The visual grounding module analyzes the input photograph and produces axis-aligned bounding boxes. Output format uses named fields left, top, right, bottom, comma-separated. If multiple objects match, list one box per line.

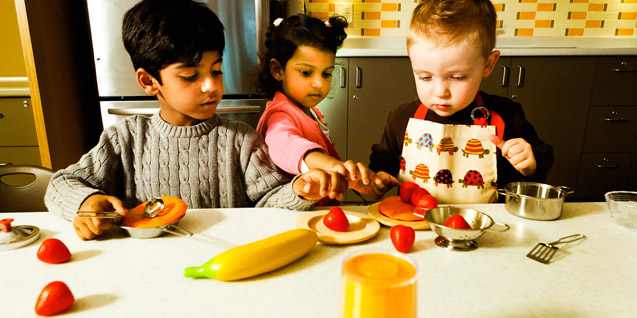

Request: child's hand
left=368, top=171, right=399, bottom=200
left=490, top=135, right=537, bottom=177
left=73, top=194, right=128, bottom=240
left=330, top=160, right=376, bottom=195
left=293, top=169, right=348, bottom=201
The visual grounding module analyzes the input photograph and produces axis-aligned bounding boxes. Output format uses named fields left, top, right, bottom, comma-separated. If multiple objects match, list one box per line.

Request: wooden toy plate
left=367, top=202, right=430, bottom=230
left=296, top=210, right=380, bottom=244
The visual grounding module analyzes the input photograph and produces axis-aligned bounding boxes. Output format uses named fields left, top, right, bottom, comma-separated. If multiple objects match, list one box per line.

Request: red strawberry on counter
left=444, top=214, right=472, bottom=229
left=323, top=207, right=350, bottom=232
left=390, top=225, right=415, bottom=253
left=399, top=181, right=421, bottom=203
left=410, top=188, right=438, bottom=211
left=37, top=238, right=71, bottom=264
left=35, top=281, right=74, bottom=316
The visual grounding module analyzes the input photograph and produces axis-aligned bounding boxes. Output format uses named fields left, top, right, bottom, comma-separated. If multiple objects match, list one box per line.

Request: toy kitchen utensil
left=296, top=210, right=380, bottom=244
left=77, top=197, right=164, bottom=219
left=526, top=234, right=586, bottom=264
left=0, top=218, right=40, bottom=251
left=119, top=196, right=191, bottom=238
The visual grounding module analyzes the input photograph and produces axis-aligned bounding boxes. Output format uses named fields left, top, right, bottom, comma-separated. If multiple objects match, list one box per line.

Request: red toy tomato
left=323, top=207, right=350, bottom=232
left=444, top=215, right=472, bottom=229
left=390, top=225, right=415, bottom=253
left=410, top=188, right=438, bottom=211
left=35, top=281, right=74, bottom=316
left=37, top=238, right=71, bottom=264
left=399, top=181, right=421, bottom=203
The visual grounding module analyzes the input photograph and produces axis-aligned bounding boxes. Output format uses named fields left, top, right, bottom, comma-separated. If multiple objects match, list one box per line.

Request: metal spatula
left=526, top=234, right=586, bottom=264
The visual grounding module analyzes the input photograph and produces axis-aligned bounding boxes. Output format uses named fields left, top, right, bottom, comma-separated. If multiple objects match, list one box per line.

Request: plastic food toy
left=37, top=238, right=71, bottom=264
left=184, top=229, right=317, bottom=281
left=35, top=281, right=74, bottom=316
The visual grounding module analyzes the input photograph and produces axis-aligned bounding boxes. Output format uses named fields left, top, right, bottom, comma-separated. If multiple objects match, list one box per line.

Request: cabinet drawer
left=590, top=57, right=637, bottom=106
left=575, top=153, right=631, bottom=200
left=0, top=146, right=41, bottom=166
left=582, top=106, right=637, bottom=153
left=0, top=98, right=38, bottom=146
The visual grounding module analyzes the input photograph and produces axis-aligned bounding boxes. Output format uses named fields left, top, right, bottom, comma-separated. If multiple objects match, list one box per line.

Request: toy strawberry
left=323, top=207, right=349, bottom=232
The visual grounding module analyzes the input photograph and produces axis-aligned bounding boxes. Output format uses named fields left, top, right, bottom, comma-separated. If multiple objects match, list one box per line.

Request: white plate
left=367, top=202, right=431, bottom=230
left=296, top=210, right=380, bottom=244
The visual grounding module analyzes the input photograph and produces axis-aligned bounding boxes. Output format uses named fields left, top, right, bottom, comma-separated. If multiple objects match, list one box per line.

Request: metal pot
left=119, top=218, right=192, bottom=239
left=500, top=182, right=574, bottom=220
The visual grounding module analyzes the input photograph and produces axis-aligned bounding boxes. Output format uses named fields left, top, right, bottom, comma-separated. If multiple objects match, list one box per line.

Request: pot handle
left=163, top=224, right=193, bottom=237
left=558, top=186, right=574, bottom=197
left=486, top=222, right=510, bottom=232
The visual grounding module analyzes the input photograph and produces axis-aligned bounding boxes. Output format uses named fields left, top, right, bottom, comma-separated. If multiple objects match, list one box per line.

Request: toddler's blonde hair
left=407, top=0, right=497, bottom=59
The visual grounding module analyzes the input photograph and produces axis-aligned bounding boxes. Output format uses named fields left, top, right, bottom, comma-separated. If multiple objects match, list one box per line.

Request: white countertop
left=2, top=202, right=636, bottom=317
left=337, top=36, right=637, bottom=57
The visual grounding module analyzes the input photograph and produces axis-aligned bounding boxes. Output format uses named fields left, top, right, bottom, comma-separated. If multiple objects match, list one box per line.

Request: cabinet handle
left=602, top=117, right=628, bottom=122
left=515, top=66, right=525, bottom=87
left=612, top=68, right=637, bottom=72
left=0, top=162, right=12, bottom=166
left=355, top=66, right=362, bottom=88
left=501, top=66, right=509, bottom=87
left=339, top=66, right=346, bottom=88
left=596, top=164, right=619, bottom=169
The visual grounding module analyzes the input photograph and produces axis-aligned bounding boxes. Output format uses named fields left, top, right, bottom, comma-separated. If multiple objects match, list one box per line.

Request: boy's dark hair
left=122, top=0, right=225, bottom=84
left=408, top=0, right=496, bottom=59
left=254, top=14, right=348, bottom=99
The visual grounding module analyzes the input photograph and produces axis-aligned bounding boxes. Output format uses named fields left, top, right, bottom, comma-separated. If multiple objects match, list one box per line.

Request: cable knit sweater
left=45, top=113, right=316, bottom=221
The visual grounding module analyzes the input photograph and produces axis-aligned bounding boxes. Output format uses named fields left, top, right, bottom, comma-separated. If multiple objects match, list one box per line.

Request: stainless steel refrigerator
left=86, top=0, right=280, bottom=129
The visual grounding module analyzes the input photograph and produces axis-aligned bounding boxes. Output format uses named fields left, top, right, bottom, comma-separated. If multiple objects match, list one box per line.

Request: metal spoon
left=77, top=197, right=165, bottom=219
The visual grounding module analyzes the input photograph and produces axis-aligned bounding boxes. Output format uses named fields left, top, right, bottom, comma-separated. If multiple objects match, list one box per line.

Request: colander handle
left=486, top=222, right=510, bottom=233
left=557, top=186, right=574, bottom=197
left=162, top=224, right=193, bottom=237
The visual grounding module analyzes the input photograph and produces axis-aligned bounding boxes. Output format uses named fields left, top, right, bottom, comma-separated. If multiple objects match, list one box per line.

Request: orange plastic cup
left=341, top=250, right=417, bottom=318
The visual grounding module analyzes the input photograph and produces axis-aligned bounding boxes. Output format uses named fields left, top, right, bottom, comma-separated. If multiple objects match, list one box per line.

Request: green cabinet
left=0, top=97, right=41, bottom=166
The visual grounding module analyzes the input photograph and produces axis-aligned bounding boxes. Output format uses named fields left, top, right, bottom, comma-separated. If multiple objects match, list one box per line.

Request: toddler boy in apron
left=369, top=0, right=553, bottom=203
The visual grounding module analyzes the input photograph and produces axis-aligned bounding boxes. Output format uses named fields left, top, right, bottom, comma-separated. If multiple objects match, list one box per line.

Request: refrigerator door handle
left=108, top=106, right=262, bottom=116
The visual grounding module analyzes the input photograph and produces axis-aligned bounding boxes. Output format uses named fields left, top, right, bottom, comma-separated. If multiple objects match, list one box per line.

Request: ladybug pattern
left=459, top=170, right=486, bottom=189
left=409, top=164, right=430, bottom=183
left=462, top=139, right=490, bottom=159
left=400, top=157, right=406, bottom=174
left=416, top=133, right=434, bottom=151
left=436, top=137, right=458, bottom=155
left=434, top=169, right=454, bottom=188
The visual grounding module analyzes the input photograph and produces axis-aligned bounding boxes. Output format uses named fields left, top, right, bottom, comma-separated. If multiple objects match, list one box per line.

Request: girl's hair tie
left=325, top=21, right=331, bottom=27
left=273, top=18, right=283, bottom=27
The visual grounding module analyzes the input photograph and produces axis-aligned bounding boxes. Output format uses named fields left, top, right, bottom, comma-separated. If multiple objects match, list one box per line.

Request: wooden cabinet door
left=506, top=57, right=596, bottom=193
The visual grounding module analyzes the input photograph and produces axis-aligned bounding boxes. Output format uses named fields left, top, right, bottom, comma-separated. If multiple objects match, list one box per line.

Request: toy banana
left=183, top=229, right=318, bottom=281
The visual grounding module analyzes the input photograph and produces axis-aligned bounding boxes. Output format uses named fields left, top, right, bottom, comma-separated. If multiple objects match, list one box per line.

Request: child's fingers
left=356, top=162, right=373, bottom=185
left=489, top=135, right=506, bottom=150
left=341, top=160, right=359, bottom=180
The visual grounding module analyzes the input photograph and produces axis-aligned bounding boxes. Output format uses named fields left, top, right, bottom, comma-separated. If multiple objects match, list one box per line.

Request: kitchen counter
left=2, top=202, right=636, bottom=317
left=337, top=36, right=637, bottom=57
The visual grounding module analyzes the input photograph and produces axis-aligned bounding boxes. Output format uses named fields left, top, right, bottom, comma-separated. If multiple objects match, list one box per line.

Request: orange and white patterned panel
left=304, top=0, right=637, bottom=38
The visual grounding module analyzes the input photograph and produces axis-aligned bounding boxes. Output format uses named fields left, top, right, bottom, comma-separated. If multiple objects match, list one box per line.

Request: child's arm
left=489, top=135, right=537, bottom=177
left=73, top=194, right=128, bottom=240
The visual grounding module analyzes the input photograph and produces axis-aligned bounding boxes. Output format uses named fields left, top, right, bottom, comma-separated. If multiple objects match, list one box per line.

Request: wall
left=0, top=0, right=28, bottom=96
left=305, top=0, right=637, bottom=38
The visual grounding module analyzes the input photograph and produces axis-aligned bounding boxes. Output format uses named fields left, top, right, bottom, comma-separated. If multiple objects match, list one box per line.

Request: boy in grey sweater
left=45, top=0, right=347, bottom=240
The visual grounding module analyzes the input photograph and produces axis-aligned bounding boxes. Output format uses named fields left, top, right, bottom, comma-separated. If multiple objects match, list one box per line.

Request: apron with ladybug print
left=398, top=93, right=504, bottom=204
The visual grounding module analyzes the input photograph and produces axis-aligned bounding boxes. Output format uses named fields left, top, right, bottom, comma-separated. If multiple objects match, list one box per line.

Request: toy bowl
left=605, top=191, right=637, bottom=231
left=425, top=207, right=509, bottom=251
